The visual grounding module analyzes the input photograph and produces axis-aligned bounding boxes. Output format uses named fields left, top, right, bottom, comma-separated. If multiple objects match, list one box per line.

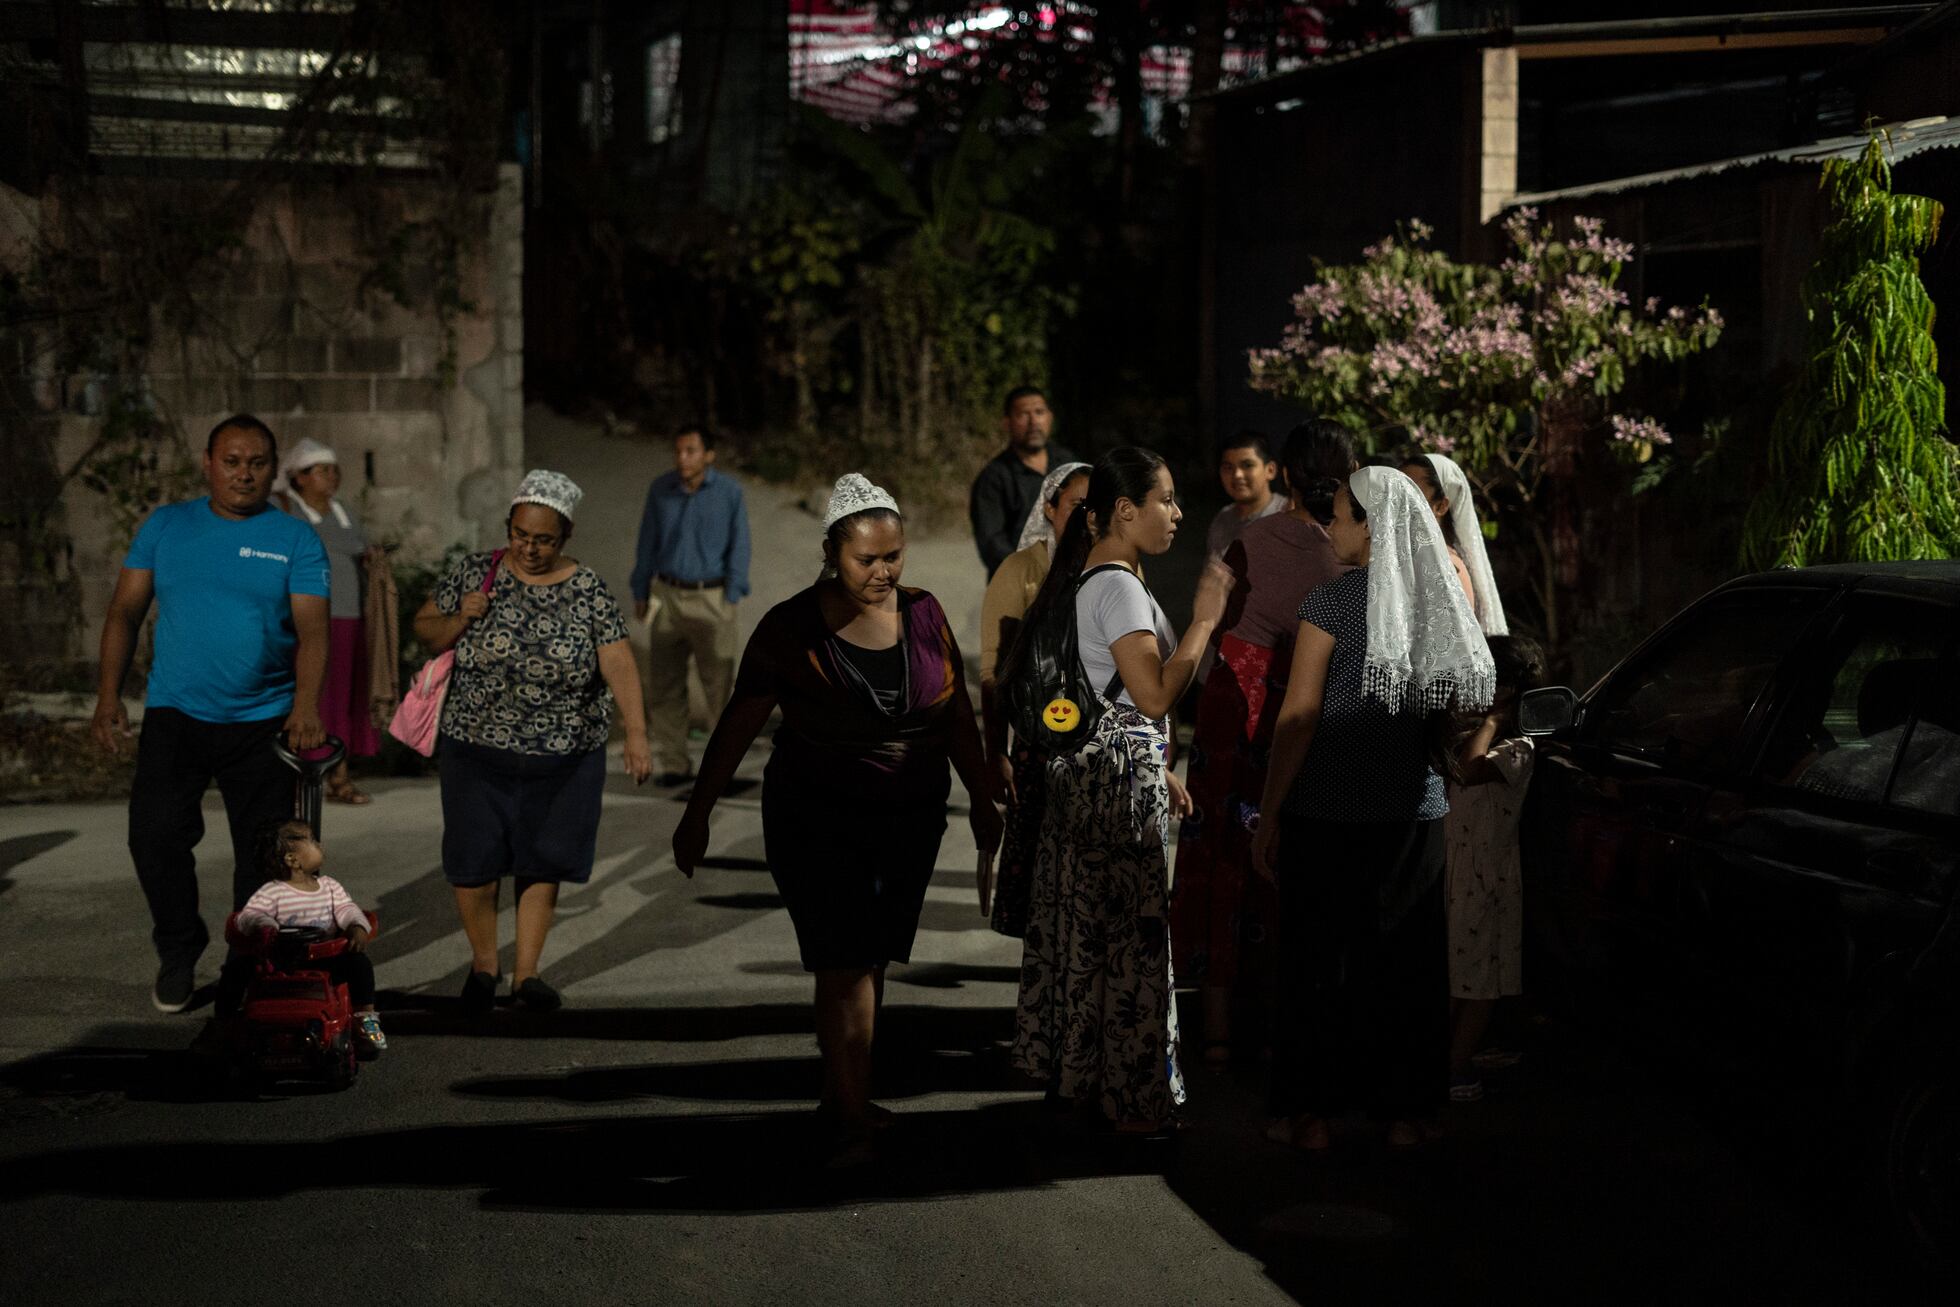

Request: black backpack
left=1002, top=562, right=1133, bottom=759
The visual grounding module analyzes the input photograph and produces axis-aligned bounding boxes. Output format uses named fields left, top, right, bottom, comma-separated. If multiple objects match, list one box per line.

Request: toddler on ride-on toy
left=232, top=819, right=385, bottom=1061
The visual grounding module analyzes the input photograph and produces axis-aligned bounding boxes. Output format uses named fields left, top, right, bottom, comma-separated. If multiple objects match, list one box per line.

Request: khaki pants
left=645, top=582, right=738, bottom=774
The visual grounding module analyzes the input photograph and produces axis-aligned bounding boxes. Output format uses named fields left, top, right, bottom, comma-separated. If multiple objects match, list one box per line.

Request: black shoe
left=153, top=963, right=196, bottom=1013
left=460, top=969, right=501, bottom=1015
left=512, top=976, right=562, bottom=1011
left=654, top=770, right=696, bottom=788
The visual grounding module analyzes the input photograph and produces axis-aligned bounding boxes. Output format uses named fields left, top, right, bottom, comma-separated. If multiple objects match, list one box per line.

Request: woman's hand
left=1191, top=556, right=1233, bottom=629
left=1166, top=769, right=1195, bottom=821
left=672, top=810, right=709, bottom=879
left=623, top=732, right=653, bottom=785
left=969, top=798, right=1003, bottom=858
left=992, top=752, right=1018, bottom=807
left=458, top=591, right=490, bottom=623
left=1251, top=815, right=1280, bottom=882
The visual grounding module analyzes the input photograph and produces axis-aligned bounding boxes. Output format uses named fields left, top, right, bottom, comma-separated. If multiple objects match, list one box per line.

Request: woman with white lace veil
left=1250, top=466, right=1494, bottom=1152
left=1401, top=452, right=1508, bottom=635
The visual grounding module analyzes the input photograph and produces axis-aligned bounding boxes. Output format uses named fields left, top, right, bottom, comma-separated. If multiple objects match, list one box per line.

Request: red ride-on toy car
left=219, top=733, right=379, bottom=1090
left=223, top=909, right=380, bottom=1090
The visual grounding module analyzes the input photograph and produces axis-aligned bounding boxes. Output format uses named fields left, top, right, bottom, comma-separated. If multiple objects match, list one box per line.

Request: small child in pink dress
left=1444, top=636, right=1545, bottom=1101
left=238, top=819, right=385, bottom=1054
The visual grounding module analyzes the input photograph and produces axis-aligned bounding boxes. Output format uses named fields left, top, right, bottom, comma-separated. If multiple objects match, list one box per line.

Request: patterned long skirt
left=1011, top=704, right=1186, bottom=1126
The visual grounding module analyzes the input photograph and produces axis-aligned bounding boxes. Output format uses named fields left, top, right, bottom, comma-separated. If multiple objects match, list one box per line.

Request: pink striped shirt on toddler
left=237, top=876, right=369, bottom=935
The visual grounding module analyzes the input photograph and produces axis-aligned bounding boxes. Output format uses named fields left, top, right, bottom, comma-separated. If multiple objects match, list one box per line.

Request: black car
left=1518, top=561, right=1958, bottom=1266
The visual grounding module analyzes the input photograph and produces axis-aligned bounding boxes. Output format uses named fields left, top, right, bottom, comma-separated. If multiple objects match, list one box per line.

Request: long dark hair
left=1401, top=453, right=1462, bottom=540
left=1281, top=419, right=1356, bottom=524
left=997, top=446, right=1166, bottom=689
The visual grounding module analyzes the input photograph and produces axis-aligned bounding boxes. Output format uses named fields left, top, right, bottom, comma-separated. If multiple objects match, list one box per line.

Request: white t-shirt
left=1075, top=567, right=1175, bottom=711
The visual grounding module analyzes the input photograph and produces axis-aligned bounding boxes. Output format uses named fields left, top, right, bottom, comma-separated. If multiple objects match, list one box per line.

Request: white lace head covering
left=1424, top=453, right=1508, bottom=635
left=1016, top=460, right=1090, bottom=552
left=511, top=469, right=583, bottom=523
left=273, top=437, right=336, bottom=494
left=1349, top=465, right=1495, bottom=713
left=822, top=472, right=900, bottom=531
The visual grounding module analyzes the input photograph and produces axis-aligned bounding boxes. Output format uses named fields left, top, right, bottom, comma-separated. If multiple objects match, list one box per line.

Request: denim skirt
left=439, top=736, right=606, bottom=886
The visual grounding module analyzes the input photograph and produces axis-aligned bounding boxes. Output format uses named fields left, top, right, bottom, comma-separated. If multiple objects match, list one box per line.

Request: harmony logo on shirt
left=238, top=546, right=291, bottom=563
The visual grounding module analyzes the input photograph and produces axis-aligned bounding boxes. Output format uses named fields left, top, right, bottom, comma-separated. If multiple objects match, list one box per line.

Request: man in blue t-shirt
left=91, top=414, right=332, bottom=1015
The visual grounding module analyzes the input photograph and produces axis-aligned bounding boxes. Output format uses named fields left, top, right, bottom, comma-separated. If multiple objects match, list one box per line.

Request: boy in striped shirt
left=238, top=819, right=385, bottom=1053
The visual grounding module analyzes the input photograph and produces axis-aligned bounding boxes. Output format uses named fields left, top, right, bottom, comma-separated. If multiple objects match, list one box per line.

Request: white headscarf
left=511, top=469, right=584, bottom=522
left=1424, top=453, right=1508, bottom=635
left=1016, top=461, right=1090, bottom=552
left=1350, top=465, right=1495, bottom=713
left=822, top=472, right=900, bottom=530
left=276, top=437, right=351, bottom=528
left=273, top=437, right=336, bottom=495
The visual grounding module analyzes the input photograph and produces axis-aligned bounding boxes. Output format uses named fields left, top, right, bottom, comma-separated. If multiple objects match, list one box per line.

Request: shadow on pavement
left=0, top=1006, right=1933, bottom=1305
left=0, top=830, right=78, bottom=897
left=0, top=1043, right=217, bottom=1109
left=736, top=959, right=1019, bottom=990
left=694, top=892, right=786, bottom=911
left=450, top=1042, right=1014, bottom=1106
left=694, top=855, right=771, bottom=872
left=0, top=1099, right=1180, bottom=1213
left=366, top=1002, right=1013, bottom=1050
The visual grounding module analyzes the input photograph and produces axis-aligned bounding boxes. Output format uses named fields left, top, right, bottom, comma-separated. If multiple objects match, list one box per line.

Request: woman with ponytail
left=1251, top=467, right=1493, bottom=1151
left=1172, top=420, right=1356, bottom=1065
left=1004, top=446, right=1228, bottom=1133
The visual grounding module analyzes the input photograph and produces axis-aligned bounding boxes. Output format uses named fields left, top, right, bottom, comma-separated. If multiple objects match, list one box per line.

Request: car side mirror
left=1520, top=686, right=1579, bottom=737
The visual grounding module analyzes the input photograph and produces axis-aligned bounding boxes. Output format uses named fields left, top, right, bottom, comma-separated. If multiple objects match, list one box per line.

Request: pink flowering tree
left=1248, top=211, right=1722, bottom=647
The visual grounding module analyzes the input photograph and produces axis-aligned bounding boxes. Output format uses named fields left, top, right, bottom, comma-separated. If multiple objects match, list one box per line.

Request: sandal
left=326, top=778, right=372, bottom=806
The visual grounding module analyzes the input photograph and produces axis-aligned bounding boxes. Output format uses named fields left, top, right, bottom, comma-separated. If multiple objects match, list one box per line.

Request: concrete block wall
left=2, top=165, right=526, bottom=681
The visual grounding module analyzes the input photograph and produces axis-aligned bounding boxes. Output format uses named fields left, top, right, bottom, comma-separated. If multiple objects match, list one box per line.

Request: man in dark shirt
left=968, top=385, right=1077, bottom=577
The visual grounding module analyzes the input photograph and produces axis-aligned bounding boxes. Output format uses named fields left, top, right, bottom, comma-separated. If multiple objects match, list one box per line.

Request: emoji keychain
left=1043, top=697, right=1081, bottom=734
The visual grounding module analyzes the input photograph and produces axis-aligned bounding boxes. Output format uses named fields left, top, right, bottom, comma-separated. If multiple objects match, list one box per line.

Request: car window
left=1758, top=602, right=1958, bottom=816
left=1887, top=649, right=1960, bottom=818
left=1580, top=590, right=1823, bottom=772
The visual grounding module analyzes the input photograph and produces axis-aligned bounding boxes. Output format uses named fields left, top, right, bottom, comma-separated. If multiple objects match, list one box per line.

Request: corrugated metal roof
left=1194, top=6, right=1935, bottom=105
left=1506, top=116, right=1960, bottom=206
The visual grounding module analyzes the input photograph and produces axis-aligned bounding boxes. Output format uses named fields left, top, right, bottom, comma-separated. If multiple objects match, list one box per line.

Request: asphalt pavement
left=0, top=418, right=1925, bottom=1305
left=0, top=743, right=1930, bottom=1307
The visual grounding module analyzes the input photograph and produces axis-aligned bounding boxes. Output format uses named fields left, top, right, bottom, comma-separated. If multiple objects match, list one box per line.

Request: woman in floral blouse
left=414, top=470, right=651, bottom=1014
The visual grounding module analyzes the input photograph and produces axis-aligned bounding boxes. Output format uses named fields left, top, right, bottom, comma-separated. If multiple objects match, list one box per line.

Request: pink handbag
left=388, top=549, right=502, bottom=756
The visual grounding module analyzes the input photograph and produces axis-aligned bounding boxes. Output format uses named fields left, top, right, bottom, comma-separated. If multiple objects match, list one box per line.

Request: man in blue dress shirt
left=91, top=414, right=331, bottom=1014
left=630, top=424, right=751, bottom=785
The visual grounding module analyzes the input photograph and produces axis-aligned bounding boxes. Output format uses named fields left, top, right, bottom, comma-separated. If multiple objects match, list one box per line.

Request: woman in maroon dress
left=1172, top=420, right=1355, bottom=1063
left=673, top=474, right=1000, bottom=1162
